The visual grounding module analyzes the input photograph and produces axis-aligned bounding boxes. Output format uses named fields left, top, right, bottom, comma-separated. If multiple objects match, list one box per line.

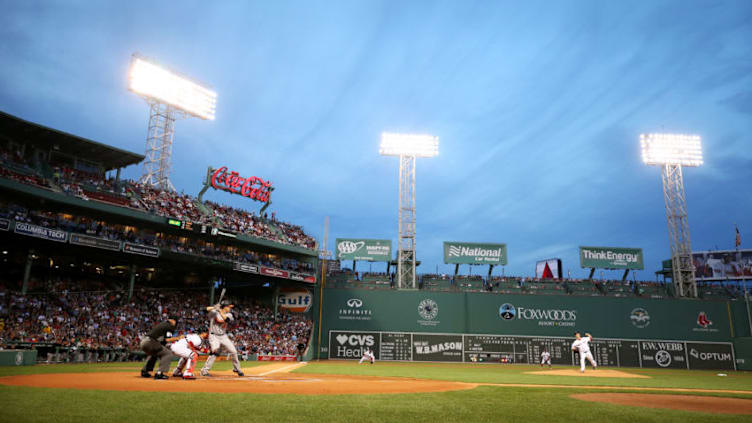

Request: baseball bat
left=217, top=287, right=226, bottom=305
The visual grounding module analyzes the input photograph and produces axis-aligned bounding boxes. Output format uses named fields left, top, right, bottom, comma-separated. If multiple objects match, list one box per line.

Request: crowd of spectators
left=0, top=203, right=315, bottom=275
left=330, top=268, right=744, bottom=299
left=131, top=183, right=209, bottom=225
left=0, top=143, right=317, bottom=250
left=0, top=278, right=312, bottom=361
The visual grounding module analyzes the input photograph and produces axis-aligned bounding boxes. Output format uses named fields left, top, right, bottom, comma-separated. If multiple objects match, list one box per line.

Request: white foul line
left=258, top=362, right=307, bottom=376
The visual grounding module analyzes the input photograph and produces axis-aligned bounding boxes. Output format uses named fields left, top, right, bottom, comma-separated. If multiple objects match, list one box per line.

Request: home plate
left=526, top=369, right=650, bottom=378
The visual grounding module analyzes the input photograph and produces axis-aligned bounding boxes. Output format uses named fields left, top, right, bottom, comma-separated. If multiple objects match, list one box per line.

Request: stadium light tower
left=641, top=133, right=703, bottom=298
left=128, top=54, right=217, bottom=191
left=380, top=132, right=439, bottom=289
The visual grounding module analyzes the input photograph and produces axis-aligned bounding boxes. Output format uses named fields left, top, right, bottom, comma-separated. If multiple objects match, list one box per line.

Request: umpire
left=140, top=316, right=179, bottom=380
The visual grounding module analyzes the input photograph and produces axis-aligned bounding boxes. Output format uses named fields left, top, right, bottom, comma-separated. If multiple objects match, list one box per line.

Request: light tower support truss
left=661, top=163, right=697, bottom=297
left=397, top=155, right=417, bottom=289
left=641, top=132, right=703, bottom=298
left=140, top=101, right=181, bottom=191
left=380, top=132, right=438, bottom=290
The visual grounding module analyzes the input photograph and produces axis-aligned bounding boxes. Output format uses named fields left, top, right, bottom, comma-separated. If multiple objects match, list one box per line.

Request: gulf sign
left=278, top=289, right=313, bottom=313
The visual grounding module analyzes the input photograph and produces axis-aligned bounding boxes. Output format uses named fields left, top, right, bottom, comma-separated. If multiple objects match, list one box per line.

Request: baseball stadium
left=2, top=2, right=752, bottom=422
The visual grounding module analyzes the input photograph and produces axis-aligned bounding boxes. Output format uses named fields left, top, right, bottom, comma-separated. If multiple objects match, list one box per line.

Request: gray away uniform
left=201, top=309, right=241, bottom=374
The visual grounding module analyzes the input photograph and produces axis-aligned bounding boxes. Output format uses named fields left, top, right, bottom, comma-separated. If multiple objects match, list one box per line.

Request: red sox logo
left=697, top=311, right=712, bottom=328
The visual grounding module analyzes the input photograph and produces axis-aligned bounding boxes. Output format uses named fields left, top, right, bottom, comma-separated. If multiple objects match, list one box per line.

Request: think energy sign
left=443, top=242, right=507, bottom=265
left=579, top=246, right=644, bottom=270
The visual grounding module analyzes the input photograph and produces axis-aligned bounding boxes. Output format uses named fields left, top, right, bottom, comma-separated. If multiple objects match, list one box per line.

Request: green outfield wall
left=0, top=350, right=37, bottom=366
left=316, top=288, right=748, bottom=369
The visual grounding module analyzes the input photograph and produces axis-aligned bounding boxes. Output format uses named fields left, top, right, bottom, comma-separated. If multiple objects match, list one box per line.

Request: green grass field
left=0, top=361, right=750, bottom=422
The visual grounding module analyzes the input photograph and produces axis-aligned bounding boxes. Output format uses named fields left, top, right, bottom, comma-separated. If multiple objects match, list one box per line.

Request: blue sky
left=1, top=1, right=750, bottom=279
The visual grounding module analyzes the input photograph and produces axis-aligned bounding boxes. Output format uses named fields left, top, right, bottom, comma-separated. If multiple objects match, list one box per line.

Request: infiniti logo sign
left=339, top=298, right=372, bottom=321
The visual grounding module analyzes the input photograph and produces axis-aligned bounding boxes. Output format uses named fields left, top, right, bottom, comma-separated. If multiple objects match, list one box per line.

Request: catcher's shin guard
left=186, top=352, right=197, bottom=375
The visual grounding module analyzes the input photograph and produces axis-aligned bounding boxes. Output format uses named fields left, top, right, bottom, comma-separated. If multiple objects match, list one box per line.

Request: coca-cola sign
left=261, top=267, right=289, bottom=278
left=210, top=166, right=272, bottom=202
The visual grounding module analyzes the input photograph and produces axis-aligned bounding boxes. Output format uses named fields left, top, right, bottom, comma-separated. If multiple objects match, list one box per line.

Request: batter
left=200, top=302, right=244, bottom=377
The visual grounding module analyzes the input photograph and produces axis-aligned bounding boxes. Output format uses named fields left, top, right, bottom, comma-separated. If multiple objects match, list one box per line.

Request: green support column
left=128, top=264, right=136, bottom=300
left=22, top=250, right=34, bottom=295
left=273, top=284, right=280, bottom=320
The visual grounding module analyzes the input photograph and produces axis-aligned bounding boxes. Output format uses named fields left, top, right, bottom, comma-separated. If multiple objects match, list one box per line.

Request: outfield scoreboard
left=328, top=330, right=735, bottom=370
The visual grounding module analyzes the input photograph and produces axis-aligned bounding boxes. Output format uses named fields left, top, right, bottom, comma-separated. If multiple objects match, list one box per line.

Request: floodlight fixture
left=129, top=55, right=217, bottom=120
left=640, top=133, right=703, bottom=167
left=128, top=53, right=217, bottom=191
left=640, top=132, right=702, bottom=298
left=379, top=132, right=439, bottom=158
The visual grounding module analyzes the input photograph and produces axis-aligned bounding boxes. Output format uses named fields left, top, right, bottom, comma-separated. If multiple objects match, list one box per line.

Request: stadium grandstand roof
left=0, top=110, right=144, bottom=171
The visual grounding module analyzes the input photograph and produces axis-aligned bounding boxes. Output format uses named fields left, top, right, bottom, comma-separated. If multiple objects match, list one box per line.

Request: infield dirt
left=525, top=369, right=650, bottom=378
left=0, top=368, right=477, bottom=395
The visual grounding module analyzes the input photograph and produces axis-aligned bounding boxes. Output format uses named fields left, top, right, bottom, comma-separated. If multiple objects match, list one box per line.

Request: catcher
left=200, top=302, right=244, bottom=377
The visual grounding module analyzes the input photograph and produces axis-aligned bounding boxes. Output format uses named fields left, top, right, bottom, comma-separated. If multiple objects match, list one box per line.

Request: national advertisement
left=443, top=241, right=507, bottom=265
left=336, top=238, right=392, bottom=262
left=579, top=246, right=644, bottom=270
left=0, top=218, right=9, bottom=231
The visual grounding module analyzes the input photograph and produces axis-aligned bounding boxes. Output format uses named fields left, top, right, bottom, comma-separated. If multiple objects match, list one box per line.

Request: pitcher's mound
left=526, top=369, right=650, bottom=378
left=572, top=393, right=752, bottom=414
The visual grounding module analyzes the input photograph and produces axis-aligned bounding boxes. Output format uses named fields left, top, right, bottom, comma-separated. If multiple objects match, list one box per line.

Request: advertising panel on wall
left=535, top=258, right=562, bottom=279
left=335, top=238, right=392, bottom=262
left=14, top=222, right=67, bottom=243
left=69, top=234, right=122, bottom=251
left=123, top=242, right=160, bottom=257
left=321, top=289, right=732, bottom=343
left=443, top=242, right=507, bottom=265
left=412, top=333, right=463, bottom=362
left=692, top=249, right=752, bottom=280
left=327, top=330, right=735, bottom=370
left=277, top=288, right=313, bottom=313
left=579, top=246, right=644, bottom=270
left=328, top=330, right=379, bottom=360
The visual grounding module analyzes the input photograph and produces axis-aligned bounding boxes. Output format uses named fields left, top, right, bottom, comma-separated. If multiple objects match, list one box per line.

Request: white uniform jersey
left=571, top=337, right=591, bottom=354
left=541, top=351, right=551, bottom=361
left=173, top=334, right=202, bottom=351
